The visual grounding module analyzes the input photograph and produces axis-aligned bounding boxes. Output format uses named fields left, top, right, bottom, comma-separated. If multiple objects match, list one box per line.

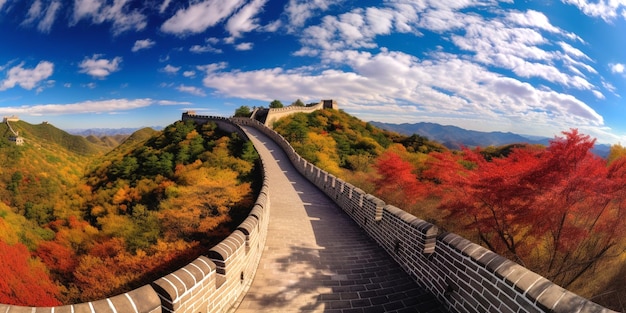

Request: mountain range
left=369, top=121, right=611, bottom=158
left=65, top=127, right=163, bottom=137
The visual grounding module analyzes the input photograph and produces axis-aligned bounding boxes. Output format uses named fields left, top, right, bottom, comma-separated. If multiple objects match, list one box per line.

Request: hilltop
left=0, top=120, right=116, bottom=223
left=0, top=121, right=115, bottom=155
left=272, top=109, right=445, bottom=174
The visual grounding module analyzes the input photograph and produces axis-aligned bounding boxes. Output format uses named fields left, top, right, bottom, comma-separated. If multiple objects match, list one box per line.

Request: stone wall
left=251, top=100, right=326, bottom=127
left=181, top=113, right=247, bottom=138
left=0, top=115, right=615, bottom=313
left=233, top=117, right=616, bottom=313
left=0, top=117, right=271, bottom=313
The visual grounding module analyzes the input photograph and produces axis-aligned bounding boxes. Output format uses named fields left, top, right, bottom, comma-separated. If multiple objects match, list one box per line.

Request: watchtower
left=322, top=99, right=337, bottom=110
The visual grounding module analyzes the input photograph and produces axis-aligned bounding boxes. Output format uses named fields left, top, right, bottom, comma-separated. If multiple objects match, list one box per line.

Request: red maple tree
left=428, top=130, right=626, bottom=287
left=372, top=150, right=425, bottom=208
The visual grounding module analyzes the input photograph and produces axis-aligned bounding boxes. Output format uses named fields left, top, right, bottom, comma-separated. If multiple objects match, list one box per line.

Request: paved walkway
left=234, top=126, right=448, bottom=313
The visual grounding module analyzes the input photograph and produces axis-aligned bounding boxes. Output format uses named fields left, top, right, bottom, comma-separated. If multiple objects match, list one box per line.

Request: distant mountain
left=65, top=126, right=163, bottom=137
left=370, top=121, right=611, bottom=158
left=3, top=121, right=113, bottom=155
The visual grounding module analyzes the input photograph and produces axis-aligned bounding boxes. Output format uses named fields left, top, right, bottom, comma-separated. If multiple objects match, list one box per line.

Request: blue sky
left=1, top=0, right=626, bottom=144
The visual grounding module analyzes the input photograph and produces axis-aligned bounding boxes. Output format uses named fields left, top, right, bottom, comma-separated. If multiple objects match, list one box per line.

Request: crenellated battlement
left=0, top=115, right=615, bottom=313
left=233, top=117, right=616, bottom=313
left=250, top=99, right=337, bottom=128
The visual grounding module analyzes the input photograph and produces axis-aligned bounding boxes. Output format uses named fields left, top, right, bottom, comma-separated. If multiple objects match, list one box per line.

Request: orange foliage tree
left=428, top=130, right=626, bottom=288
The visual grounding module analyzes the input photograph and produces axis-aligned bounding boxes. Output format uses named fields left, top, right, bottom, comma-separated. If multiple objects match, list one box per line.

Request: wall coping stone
left=207, top=230, right=246, bottom=262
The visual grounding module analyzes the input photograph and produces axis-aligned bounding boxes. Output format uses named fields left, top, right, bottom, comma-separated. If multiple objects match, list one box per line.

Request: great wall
left=0, top=103, right=616, bottom=313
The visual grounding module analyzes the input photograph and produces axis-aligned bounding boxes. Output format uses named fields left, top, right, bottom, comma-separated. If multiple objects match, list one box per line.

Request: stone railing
left=0, top=117, right=271, bottom=313
left=232, top=117, right=616, bottom=313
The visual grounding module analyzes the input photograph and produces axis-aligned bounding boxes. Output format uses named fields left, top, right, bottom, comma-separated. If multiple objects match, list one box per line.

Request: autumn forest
left=0, top=119, right=258, bottom=305
left=2, top=108, right=626, bottom=310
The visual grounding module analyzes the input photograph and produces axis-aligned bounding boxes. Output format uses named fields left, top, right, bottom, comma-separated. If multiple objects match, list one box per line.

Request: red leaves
left=372, top=150, right=425, bottom=208
left=0, top=240, right=61, bottom=306
left=430, top=129, right=626, bottom=287
left=35, top=240, right=79, bottom=276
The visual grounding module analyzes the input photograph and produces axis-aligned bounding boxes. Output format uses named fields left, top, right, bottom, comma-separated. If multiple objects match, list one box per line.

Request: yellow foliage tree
left=160, top=166, right=250, bottom=241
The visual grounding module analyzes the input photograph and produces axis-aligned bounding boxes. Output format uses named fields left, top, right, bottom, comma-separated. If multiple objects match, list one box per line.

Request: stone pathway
left=234, top=126, right=448, bottom=313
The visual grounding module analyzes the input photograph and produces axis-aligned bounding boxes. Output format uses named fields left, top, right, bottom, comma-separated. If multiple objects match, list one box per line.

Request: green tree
left=240, top=141, right=259, bottom=163
left=8, top=171, right=23, bottom=194
left=269, top=100, right=284, bottom=108
left=291, top=99, right=305, bottom=106
left=234, top=105, right=251, bottom=117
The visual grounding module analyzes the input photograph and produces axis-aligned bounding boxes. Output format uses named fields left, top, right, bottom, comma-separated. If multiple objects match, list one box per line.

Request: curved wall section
left=233, top=117, right=616, bottom=313
left=263, top=101, right=324, bottom=127
left=0, top=117, right=271, bottom=313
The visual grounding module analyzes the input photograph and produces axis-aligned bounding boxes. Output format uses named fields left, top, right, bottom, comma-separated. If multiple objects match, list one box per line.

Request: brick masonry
left=234, top=117, right=616, bottom=313
left=0, top=115, right=615, bottom=313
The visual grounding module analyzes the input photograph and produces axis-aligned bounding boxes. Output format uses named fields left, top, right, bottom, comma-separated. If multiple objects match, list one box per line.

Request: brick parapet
left=234, top=117, right=616, bottom=313
left=0, top=116, right=271, bottom=313
left=0, top=285, right=162, bottom=313
left=3, top=115, right=613, bottom=313
left=259, top=101, right=325, bottom=127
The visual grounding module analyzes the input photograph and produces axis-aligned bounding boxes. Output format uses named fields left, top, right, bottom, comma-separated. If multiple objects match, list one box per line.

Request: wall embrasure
left=233, top=117, right=616, bottom=313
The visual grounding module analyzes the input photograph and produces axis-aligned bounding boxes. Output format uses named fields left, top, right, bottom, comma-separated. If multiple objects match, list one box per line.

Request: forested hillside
left=273, top=109, right=626, bottom=310
left=0, top=119, right=258, bottom=305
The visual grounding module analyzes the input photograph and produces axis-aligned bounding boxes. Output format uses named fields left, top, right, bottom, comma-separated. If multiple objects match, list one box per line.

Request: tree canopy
left=0, top=119, right=259, bottom=305
left=234, top=105, right=251, bottom=117
left=269, top=100, right=284, bottom=108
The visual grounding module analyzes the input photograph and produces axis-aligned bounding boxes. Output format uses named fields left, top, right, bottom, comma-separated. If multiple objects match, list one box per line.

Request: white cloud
left=0, top=61, right=54, bottom=91
left=158, top=100, right=193, bottom=105
left=72, top=0, right=147, bottom=35
left=21, top=0, right=62, bottom=33
left=261, top=19, right=281, bottom=32
left=298, top=7, right=399, bottom=51
left=183, top=71, right=196, bottom=77
left=449, top=14, right=596, bottom=90
left=161, top=64, right=180, bottom=74
left=190, top=45, right=223, bottom=53
left=506, top=9, right=560, bottom=33
left=285, top=0, right=343, bottom=29
left=199, top=48, right=609, bottom=140
left=234, top=42, right=253, bottom=50
left=190, top=37, right=222, bottom=53
left=159, top=0, right=172, bottom=14
left=297, top=3, right=598, bottom=94
left=610, top=63, right=625, bottom=74
left=562, top=0, right=626, bottom=21
left=39, top=1, right=62, bottom=32
left=161, top=0, right=246, bottom=34
left=0, top=98, right=153, bottom=116
left=78, top=55, right=122, bottom=79
left=592, top=90, right=605, bottom=99
left=177, top=85, right=206, bottom=96
left=22, top=0, right=43, bottom=27
left=225, top=0, right=267, bottom=37
left=132, top=39, right=156, bottom=52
